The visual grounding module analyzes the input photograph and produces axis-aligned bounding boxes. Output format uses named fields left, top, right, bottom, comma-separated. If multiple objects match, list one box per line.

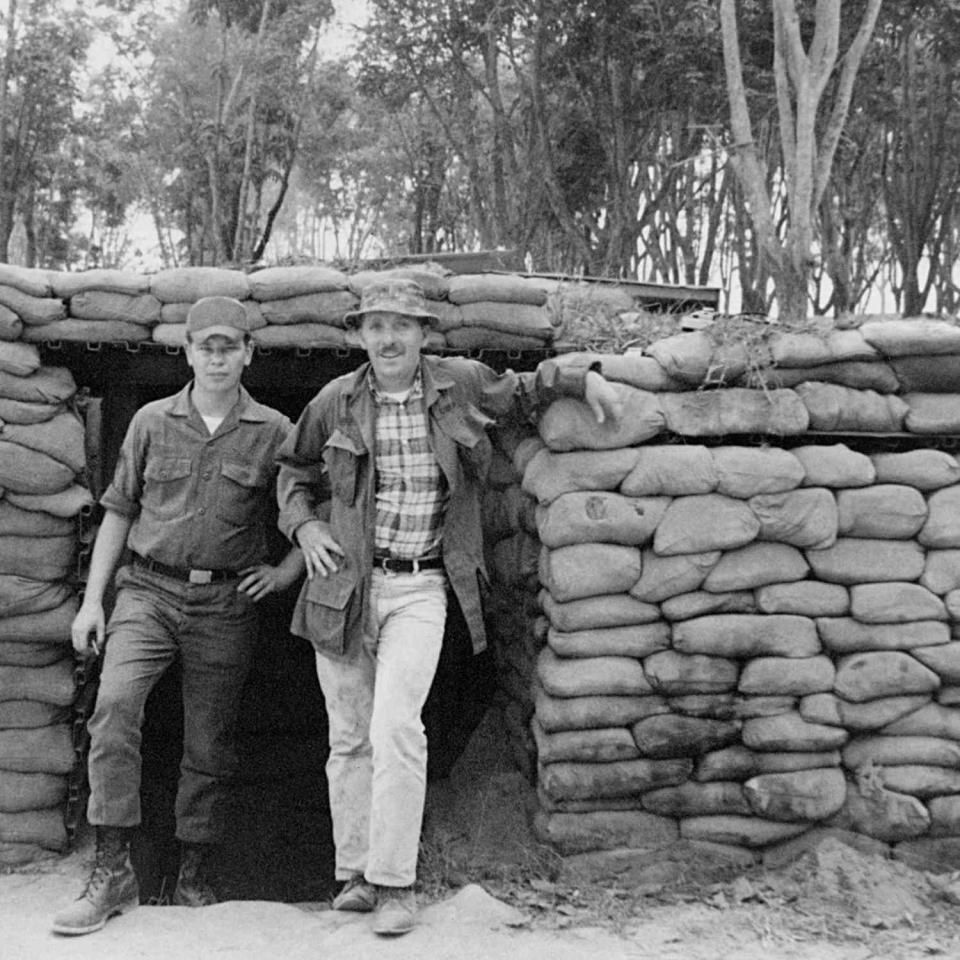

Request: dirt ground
left=5, top=708, right=960, bottom=960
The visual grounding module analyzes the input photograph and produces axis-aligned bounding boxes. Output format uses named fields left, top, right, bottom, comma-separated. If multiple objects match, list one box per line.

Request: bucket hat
left=343, top=278, right=440, bottom=328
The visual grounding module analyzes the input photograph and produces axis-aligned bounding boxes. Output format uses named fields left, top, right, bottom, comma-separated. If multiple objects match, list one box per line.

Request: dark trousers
left=86, top=564, right=257, bottom=843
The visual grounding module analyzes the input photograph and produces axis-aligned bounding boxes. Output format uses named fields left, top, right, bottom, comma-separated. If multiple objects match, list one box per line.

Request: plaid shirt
left=371, top=374, right=447, bottom=559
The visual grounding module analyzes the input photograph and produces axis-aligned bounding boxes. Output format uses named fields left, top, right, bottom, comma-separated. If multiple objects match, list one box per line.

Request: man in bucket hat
left=276, top=277, right=621, bottom=936
left=53, top=296, right=303, bottom=935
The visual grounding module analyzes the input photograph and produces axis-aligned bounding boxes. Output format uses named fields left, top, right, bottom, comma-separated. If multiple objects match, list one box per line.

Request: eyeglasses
left=194, top=342, right=245, bottom=358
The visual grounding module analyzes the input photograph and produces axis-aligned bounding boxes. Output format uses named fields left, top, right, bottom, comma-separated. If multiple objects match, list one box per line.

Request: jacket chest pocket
left=322, top=430, right=364, bottom=504
left=143, top=454, right=193, bottom=519
left=441, top=403, right=493, bottom=481
left=217, top=460, right=270, bottom=526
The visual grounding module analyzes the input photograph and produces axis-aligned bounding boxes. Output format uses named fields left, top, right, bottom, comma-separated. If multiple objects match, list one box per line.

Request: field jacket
left=276, top=353, right=596, bottom=658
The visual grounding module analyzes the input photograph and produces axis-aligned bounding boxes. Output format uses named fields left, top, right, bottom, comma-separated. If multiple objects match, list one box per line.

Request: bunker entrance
left=50, top=342, right=501, bottom=903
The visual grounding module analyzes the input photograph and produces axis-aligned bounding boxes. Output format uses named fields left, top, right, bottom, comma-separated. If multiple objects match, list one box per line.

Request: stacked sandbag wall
left=0, top=341, right=91, bottom=865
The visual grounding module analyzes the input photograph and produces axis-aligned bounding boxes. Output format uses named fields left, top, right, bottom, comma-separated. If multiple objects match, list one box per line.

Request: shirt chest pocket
left=143, top=455, right=193, bottom=519
left=322, top=430, right=364, bottom=505
left=217, top=460, right=271, bottom=527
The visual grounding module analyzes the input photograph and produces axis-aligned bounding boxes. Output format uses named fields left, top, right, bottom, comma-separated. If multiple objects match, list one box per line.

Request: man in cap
left=276, top=277, right=622, bottom=936
left=53, top=296, right=304, bottom=935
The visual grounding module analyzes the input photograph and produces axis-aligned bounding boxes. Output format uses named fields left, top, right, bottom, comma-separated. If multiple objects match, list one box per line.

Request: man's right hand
left=296, top=520, right=345, bottom=579
left=71, top=602, right=105, bottom=658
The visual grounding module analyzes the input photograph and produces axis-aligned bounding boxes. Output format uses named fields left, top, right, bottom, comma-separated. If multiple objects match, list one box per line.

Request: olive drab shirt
left=101, top=383, right=292, bottom=571
left=276, top=353, right=596, bottom=659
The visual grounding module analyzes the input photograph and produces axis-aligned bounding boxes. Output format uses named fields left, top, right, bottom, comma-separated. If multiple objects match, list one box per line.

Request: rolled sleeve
left=99, top=412, right=145, bottom=519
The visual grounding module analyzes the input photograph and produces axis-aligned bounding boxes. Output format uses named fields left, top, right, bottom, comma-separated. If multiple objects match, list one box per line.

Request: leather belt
left=374, top=555, right=443, bottom=574
left=133, top=553, right=238, bottom=584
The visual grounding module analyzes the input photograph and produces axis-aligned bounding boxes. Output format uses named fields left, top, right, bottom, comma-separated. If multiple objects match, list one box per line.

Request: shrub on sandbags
left=536, top=491, right=669, bottom=547
left=749, top=488, right=838, bottom=549
left=755, top=582, right=849, bottom=616
left=619, top=445, right=718, bottom=496
left=872, top=450, right=960, bottom=490
left=149, top=267, right=250, bottom=303
left=538, top=386, right=664, bottom=451
left=630, top=550, right=720, bottom=602
left=792, top=444, right=875, bottom=488
left=712, top=446, right=805, bottom=498
left=795, top=382, right=908, bottom=432
left=653, top=494, right=760, bottom=556
left=806, top=537, right=924, bottom=584
left=834, top=651, right=939, bottom=702
left=0, top=342, right=40, bottom=377
left=0, top=366, right=75, bottom=404
left=701, top=542, right=809, bottom=592
left=660, top=388, right=809, bottom=436
left=816, top=617, right=948, bottom=654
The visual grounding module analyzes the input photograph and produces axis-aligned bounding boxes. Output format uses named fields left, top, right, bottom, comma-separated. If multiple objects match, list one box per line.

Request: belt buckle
left=189, top=569, right=213, bottom=585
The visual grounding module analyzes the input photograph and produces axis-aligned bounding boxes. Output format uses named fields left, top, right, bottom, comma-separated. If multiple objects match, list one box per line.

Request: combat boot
left=51, top=826, right=139, bottom=935
left=172, top=842, right=220, bottom=907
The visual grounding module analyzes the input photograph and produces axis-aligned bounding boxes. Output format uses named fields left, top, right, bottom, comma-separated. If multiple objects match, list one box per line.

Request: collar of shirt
left=166, top=382, right=271, bottom=430
left=368, top=369, right=424, bottom=406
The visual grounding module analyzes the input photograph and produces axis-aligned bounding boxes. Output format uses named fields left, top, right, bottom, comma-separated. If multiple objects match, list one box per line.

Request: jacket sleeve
left=276, top=399, right=331, bottom=542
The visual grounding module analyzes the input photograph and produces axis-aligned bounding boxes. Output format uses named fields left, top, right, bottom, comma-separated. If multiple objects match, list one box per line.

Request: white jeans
left=316, top=568, right=447, bottom=887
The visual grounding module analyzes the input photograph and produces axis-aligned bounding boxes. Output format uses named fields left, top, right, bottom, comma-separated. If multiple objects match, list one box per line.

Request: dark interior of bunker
left=53, top=340, right=508, bottom=904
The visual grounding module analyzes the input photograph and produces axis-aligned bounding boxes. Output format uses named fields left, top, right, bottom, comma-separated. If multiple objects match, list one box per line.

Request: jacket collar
left=343, top=356, right=454, bottom=409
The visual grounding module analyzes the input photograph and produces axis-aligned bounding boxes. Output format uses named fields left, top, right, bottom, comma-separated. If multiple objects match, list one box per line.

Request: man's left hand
left=237, top=564, right=295, bottom=602
left=584, top=370, right=624, bottom=425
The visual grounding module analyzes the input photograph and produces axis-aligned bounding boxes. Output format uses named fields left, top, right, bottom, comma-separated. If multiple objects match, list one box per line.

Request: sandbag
left=0, top=398, right=64, bottom=425
left=770, top=329, right=879, bottom=367
left=429, top=300, right=464, bottom=332
left=0, top=840, right=57, bottom=864
left=540, top=592, right=660, bottom=632
left=745, top=768, right=847, bottom=822
left=0, top=285, right=65, bottom=325
left=0, top=661, right=75, bottom=705
left=701, top=542, right=808, bottom=592
left=653, top=494, right=760, bottom=556
left=534, top=686, right=665, bottom=732
left=619, top=445, right=718, bottom=496
left=6, top=485, right=92, bottom=517
left=547, top=622, right=669, bottom=659
left=68, top=291, right=162, bottom=325
left=679, top=815, right=808, bottom=847
left=660, top=388, right=809, bottom=436
left=712, top=446, right=804, bottom=498
left=571, top=352, right=686, bottom=392
left=538, top=543, right=641, bottom=602
left=741, top=712, right=849, bottom=752
left=843, top=735, right=960, bottom=769
left=834, top=651, right=940, bottom=702
left=742, top=360, right=898, bottom=393
left=660, top=590, right=756, bottom=621
left=892, top=355, right=960, bottom=393
left=539, top=756, right=693, bottom=802
left=792, top=444, right=875, bottom=488
left=447, top=274, right=547, bottom=306
left=0, top=501, right=73, bottom=537
left=49, top=268, right=150, bottom=299
left=0, top=808, right=67, bottom=849
left=632, top=714, right=740, bottom=758
left=881, top=765, right=960, bottom=798
left=806, top=537, right=924, bottom=584
left=920, top=486, right=960, bottom=548
left=533, top=809, right=678, bottom=855
left=536, top=647, right=652, bottom=698
left=0, top=700, right=65, bottom=727
left=816, top=618, right=949, bottom=653
left=149, top=267, right=250, bottom=303
left=913, top=643, right=960, bottom=684
left=872, top=450, right=960, bottom=491
left=795, top=382, right=908, bottom=432
left=0, top=724, right=74, bottom=773
left=0, top=576, right=70, bottom=618
left=849, top=582, right=946, bottom=623
left=0, top=641, right=69, bottom=666
left=641, top=781, right=751, bottom=817
left=643, top=649, right=740, bottom=696
left=0, top=304, right=22, bottom=340
left=694, top=745, right=761, bottom=782
left=443, top=327, right=546, bottom=351
left=347, top=267, right=449, bottom=301
left=0, top=366, right=75, bottom=404
left=1, top=411, right=85, bottom=472
left=532, top=720, right=640, bottom=764
left=252, top=323, right=347, bottom=348
left=536, top=491, right=669, bottom=547
left=837, top=694, right=930, bottom=731
left=739, top=656, right=835, bottom=697
left=860, top=318, right=960, bottom=356
left=522, top=447, right=641, bottom=504
left=23, top=319, right=151, bottom=343
left=673, top=614, right=820, bottom=658
left=904, top=393, right=960, bottom=433
left=645, top=330, right=758, bottom=386
left=0, top=264, right=51, bottom=298
left=668, top=693, right=737, bottom=718
left=749, top=488, right=838, bottom=549
left=0, top=771, right=67, bottom=812
left=538, top=386, right=664, bottom=451
left=459, top=301, right=553, bottom=339
left=629, top=549, right=720, bottom=602
left=883, top=703, right=960, bottom=740
left=836, top=485, right=927, bottom=539
left=0, top=442, right=74, bottom=495
left=755, top=582, right=849, bottom=616
left=831, top=785, right=929, bottom=843
left=258, top=291, right=357, bottom=326
left=922, top=551, right=960, bottom=595
left=0, top=342, right=40, bottom=377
